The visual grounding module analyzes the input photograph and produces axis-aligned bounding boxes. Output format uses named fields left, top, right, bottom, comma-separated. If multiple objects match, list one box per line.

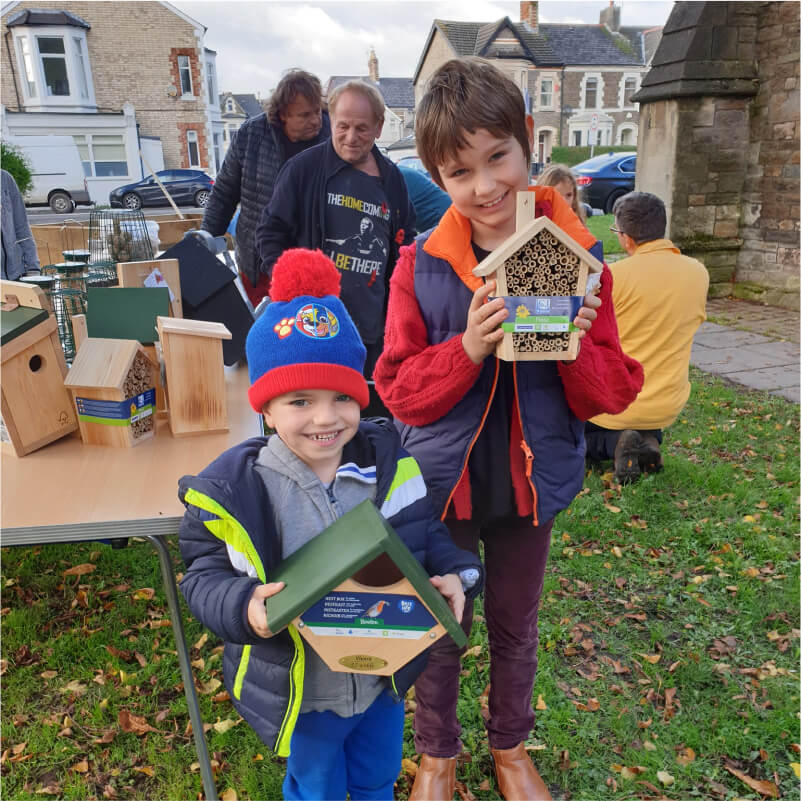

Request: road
left=26, top=205, right=206, bottom=225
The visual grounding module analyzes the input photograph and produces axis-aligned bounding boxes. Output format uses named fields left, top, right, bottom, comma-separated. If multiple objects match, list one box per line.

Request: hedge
left=1, top=142, right=33, bottom=195
left=548, top=145, right=636, bottom=167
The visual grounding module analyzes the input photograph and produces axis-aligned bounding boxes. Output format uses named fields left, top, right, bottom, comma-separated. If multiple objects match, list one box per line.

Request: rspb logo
left=535, top=298, right=551, bottom=313
left=398, top=599, right=415, bottom=614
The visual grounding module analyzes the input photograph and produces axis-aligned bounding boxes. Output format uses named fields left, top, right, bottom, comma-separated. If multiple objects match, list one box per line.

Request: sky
left=170, top=0, right=675, bottom=96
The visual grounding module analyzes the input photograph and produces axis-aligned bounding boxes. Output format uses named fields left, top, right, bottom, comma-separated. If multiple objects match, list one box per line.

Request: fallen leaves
left=117, top=710, right=159, bottom=736
left=724, top=762, right=779, bottom=798
left=62, top=563, right=96, bottom=577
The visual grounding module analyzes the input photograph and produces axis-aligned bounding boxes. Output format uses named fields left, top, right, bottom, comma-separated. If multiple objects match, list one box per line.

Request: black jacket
left=254, top=140, right=415, bottom=343
left=201, top=112, right=331, bottom=284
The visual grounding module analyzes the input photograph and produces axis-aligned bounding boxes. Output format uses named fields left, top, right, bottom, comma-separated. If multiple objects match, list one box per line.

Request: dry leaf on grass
left=724, top=763, right=779, bottom=798
left=63, top=563, right=95, bottom=577
left=118, top=710, right=159, bottom=736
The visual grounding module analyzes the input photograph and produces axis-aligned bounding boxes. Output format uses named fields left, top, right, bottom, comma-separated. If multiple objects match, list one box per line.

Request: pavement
left=691, top=297, right=800, bottom=403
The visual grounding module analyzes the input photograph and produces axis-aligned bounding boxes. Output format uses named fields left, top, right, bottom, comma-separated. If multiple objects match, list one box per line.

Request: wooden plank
left=116, top=259, right=183, bottom=319
left=157, top=317, right=231, bottom=339
left=71, top=314, right=88, bottom=352
left=157, top=317, right=228, bottom=436
left=1, top=279, right=51, bottom=312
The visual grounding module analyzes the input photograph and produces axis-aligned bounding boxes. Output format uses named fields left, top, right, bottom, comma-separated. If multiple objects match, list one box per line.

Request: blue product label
left=498, top=295, right=583, bottom=333
left=301, top=591, right=436, bottom=640
left=75, top=389, right=155, bottom=426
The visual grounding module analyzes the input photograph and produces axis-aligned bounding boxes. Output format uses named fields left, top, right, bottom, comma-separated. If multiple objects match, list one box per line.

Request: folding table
left=1, top=365, right=260, bottom=801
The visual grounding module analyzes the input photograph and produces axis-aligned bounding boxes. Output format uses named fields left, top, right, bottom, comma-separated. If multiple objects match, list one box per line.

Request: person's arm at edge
left=201, top=126, right=243, bottom=236
left=373, top=242, right=482, bottom=426
left=9, top=178, right=40, bottom=273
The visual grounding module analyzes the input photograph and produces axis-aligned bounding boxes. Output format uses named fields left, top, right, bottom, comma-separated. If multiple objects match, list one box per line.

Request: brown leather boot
left=408, top=755, right=456, bottom=801
left=491, top=743, right=552, bottom=801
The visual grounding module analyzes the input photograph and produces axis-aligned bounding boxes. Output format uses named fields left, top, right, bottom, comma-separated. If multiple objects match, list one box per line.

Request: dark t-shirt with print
left=323, top=168, right=391, bottom=344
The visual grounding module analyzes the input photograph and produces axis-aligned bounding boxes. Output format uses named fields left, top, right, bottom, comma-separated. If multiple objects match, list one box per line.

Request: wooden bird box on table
left=265, top=500, right=467, bottom=675
left=1, top=284, right=78, bottom=456
left=64, top=339, right=158, bottom=448
left=473, top=192, right=603, bottom=361
left=156, top=317, right=232, bottom=437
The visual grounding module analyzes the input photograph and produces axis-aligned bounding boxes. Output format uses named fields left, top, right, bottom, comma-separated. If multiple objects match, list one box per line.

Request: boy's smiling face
left=437, top=128, right=531, bottom=251
left=263, top=389, right=360, bottom=483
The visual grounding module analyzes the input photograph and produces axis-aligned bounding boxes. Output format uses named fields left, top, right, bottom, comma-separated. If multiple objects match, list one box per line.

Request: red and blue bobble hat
left=246, top=248, right=369, bottom=412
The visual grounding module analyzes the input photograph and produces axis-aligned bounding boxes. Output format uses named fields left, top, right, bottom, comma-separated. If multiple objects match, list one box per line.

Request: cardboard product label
left=300, top=591, right=436, bottom=640
left=499, top=296, right=584, bottom=333
left=75, top=389, right=156, bottom=426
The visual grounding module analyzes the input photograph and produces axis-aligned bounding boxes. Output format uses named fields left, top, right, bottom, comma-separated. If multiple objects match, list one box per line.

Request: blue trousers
left=283, top=689, right=404, bottom=800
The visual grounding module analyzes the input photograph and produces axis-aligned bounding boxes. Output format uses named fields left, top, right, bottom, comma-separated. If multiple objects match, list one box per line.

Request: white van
left=6, top=135, right=92, bottom=213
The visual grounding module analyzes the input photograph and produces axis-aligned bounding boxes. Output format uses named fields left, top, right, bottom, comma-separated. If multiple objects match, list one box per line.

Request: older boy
left=178, top=248, right=483, bottom=800
left=374, top=58, right=643, bottom=800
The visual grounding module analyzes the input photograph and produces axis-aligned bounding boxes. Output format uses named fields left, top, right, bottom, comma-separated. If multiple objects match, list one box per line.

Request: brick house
left=219, top=92, right=262, bottom=155
left=326, top=48, right=415, bottom=148
left=0, top=1, right=223, bottom=203
left=413, top=1, right=662, bottom=164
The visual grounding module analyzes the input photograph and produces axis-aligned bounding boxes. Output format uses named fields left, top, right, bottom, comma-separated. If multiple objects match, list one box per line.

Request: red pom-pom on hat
left=269, top=248, right=341, bottom=302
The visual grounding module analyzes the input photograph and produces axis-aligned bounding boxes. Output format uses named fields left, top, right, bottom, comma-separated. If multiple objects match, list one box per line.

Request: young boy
left=374, top=58, right=643, bottom=801
left=178, top=247, right=483, bottom=801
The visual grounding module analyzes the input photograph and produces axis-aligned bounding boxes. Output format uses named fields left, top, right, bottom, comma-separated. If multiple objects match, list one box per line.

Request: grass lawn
left=2, top=369, right=798, bottom=800
left=586, top=214, right=623, bottom=258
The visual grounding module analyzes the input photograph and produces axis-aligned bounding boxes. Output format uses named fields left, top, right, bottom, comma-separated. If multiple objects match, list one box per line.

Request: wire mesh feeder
left=18, top=273, right=85, bottom=364
left=88, top=209, right=154, bottom=265
left=85, top=260, right=119, bottom=289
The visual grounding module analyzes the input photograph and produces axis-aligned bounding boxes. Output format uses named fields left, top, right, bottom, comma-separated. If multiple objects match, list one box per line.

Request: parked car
left=395, top=155, right=430, bottom=177
left=109, top=170, right=213, bottom=210
left=8, top=134, right=91, bottom=213
left=573, top=152, right=636, bottom=214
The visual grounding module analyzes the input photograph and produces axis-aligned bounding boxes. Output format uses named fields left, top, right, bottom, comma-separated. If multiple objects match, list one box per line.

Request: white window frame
left=73, top=134, right=128, bottom=178
left=15, top=35, right=37, bottom=98
left=37, top=34, right=70, bottom=97
left=178, top=55, right=193, bottom=97
left=580, top=72, right=604, bottom=110
left=539, top=77, right=554, bottom=110
left=11, top=26, right=96, bottom=111
left=186, top=129, right=200, bottom=167
left=619, top=73, right=640, bottom=109
left=206, top=60, right=217, bottom=107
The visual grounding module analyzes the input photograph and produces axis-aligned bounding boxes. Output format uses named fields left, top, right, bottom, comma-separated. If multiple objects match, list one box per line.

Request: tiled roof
left=7, top=9, right=90, bottom=28
left=327, top=76, right=414, bottom=109
left=539, top=24, right=648, bottom=65
left=233, top=94, right=263, bottom=118
left=428, top=17, right=656, bottom=68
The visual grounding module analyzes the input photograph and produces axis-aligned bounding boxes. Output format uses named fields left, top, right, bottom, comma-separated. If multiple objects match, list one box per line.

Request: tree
left=1, top=142, right=33, bottom=196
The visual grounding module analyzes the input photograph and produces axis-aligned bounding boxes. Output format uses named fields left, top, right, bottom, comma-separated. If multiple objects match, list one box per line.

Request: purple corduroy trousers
left=413, top=517, right=553, bottom=756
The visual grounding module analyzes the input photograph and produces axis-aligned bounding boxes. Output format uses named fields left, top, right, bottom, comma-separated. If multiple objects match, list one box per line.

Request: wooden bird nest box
left=473, top=192, right=602, bottom=361
left=64, top=338, right=158, bottom=448
left=265, top=501, right=467, bottom=675
left=1, top=281, right=78, bottom=456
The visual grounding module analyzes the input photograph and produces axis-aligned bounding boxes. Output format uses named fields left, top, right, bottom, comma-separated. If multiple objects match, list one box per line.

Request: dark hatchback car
left=573, top=152, right=636, bottom=214
left=109, top=169, right=213, bottom=210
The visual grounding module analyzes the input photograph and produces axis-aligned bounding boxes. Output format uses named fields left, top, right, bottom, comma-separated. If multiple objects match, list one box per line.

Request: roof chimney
left=368, top=48, right=379, bottom=83
left=599, top=1, right=621, bottom=33
left=520, top=1, right=538, bottom=32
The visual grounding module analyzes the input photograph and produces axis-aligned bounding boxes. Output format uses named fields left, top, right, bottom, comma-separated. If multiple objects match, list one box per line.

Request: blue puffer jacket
left=177, top=419, right=483, bottom=756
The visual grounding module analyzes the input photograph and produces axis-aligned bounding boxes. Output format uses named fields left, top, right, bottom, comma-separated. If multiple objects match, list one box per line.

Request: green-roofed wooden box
left=1, top=280, right=78, bottom=456
left=265, top=500, right=466, bottom=675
